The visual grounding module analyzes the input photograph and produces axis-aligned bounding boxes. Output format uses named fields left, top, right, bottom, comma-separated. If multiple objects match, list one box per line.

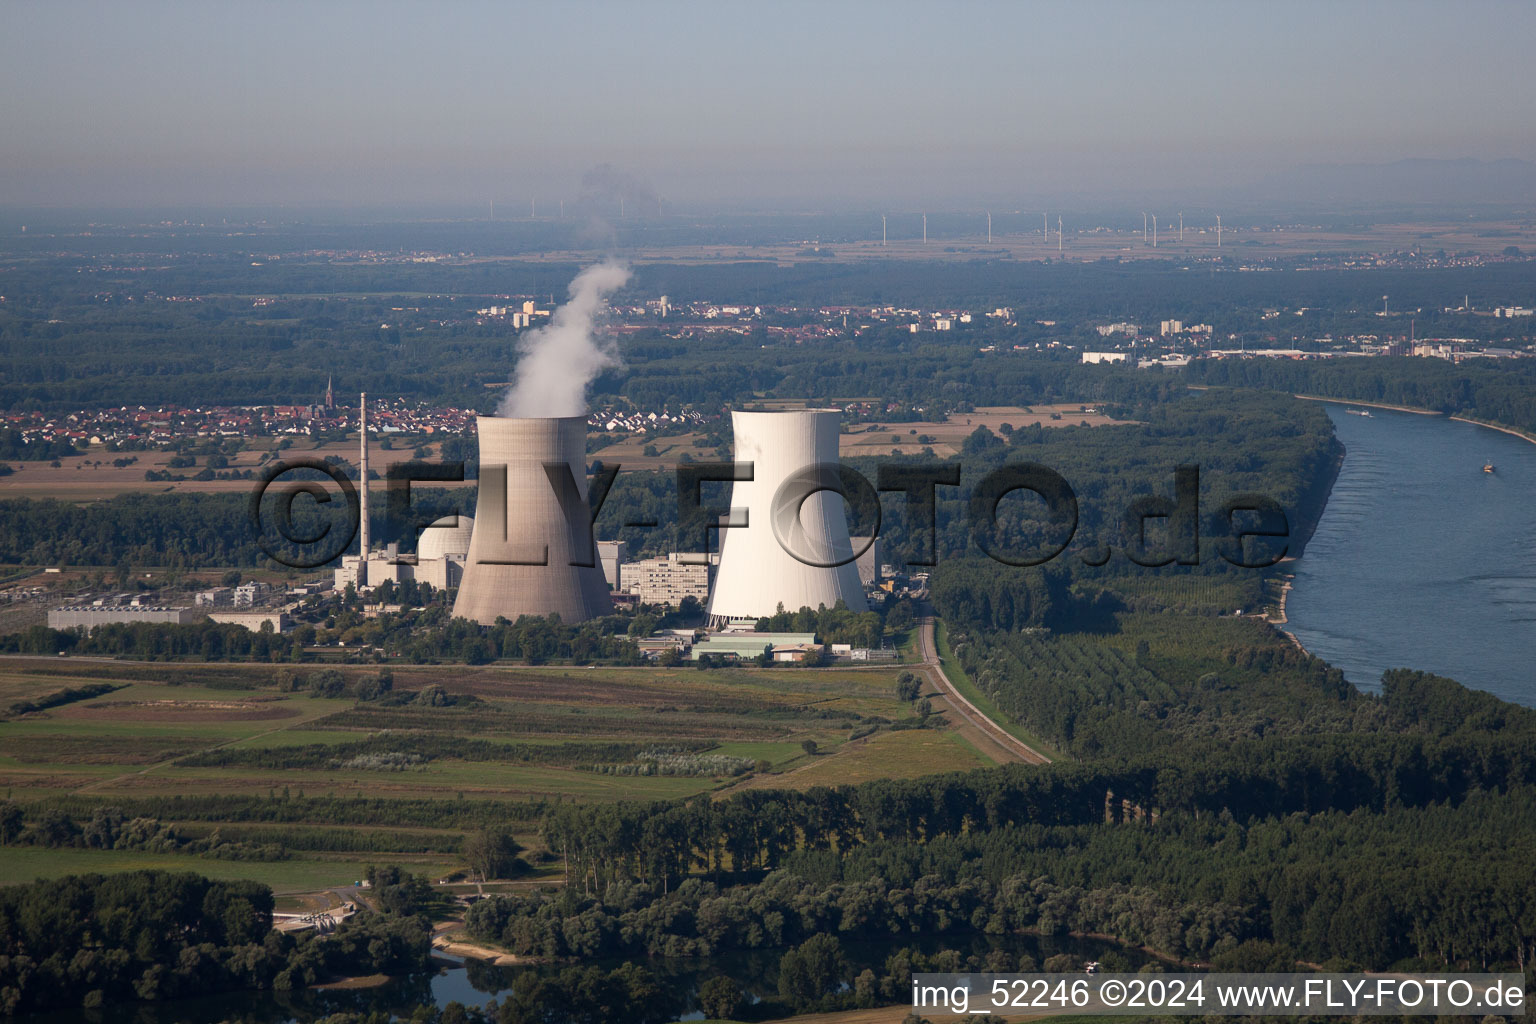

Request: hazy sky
left=5, top=0, right=1534, bottom=208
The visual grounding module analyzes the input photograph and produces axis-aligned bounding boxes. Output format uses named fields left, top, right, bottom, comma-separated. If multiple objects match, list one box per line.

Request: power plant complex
left=345, top=406, right=871, bottom=629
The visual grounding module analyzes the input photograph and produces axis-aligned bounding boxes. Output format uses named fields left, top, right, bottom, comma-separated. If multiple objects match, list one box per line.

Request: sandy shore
left=1291, top=393, right=1536, bottom=448
left=313, top=973, right=391, bottom=990
left=1267, top=575, right=1294, bottom=625
left=1291, top=394, right=1441, bottom=416
left=433, top=936, right=532, bottom=966
left=1449, top=415, right=1536, bottom=446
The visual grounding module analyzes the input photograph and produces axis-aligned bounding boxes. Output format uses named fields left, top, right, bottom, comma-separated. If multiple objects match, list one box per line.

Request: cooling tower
left=452, top=416, right=613, bottom=625
left=707, top=409, right=868, bottom=625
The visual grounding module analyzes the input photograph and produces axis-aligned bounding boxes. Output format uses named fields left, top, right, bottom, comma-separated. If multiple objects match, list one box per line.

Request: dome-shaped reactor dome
left=417, top=514, right=475, bottom=561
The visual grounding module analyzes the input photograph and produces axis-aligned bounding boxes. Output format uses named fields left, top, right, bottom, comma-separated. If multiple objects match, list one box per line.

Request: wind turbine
left=1179, top=212, right=1184, bottom=242
left=987, top=211, right=992, bottom=244
left=923, top=213, right=927, bottom=243
left=1143, top=212, right=1148, bottom=244
left=882, top=215, right=887, bottom=246
left=1216, top=215, right=1222, bottom=247
left=1153, top=214, right=1157, bottom=248
left=1043, top=212, right=1048, bottom=242
left=1057, top=215, right=1062, bottom=253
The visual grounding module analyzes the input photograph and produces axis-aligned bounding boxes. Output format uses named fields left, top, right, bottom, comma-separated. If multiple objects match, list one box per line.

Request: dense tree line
left=1189, top=355, right=1536, bottom=435
left=0, top=804, right=286, bottom=861
left=2, top=681, right=122, bottom=718
left=36, top=792, right=551, bottom=833
left=537, top=721, right=1536, bottom=894
left=467, top=869, right=1252, bottom=965
left=0, top=428, right=75, bottom=460
left=0, top=870, right=432, bottom=1015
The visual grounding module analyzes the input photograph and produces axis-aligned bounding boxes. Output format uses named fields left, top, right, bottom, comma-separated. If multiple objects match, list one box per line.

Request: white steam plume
left=497, top=260, right=630, bottom=418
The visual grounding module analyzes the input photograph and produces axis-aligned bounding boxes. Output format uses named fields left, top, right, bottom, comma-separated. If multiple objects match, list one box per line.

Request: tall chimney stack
left=358, top=392, right=369, bottom=586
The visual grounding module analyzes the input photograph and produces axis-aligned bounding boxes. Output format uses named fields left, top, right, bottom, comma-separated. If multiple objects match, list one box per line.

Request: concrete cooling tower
left=707, top=409, right=868, bottom=625
left=452, top=416, right=613, bottom=625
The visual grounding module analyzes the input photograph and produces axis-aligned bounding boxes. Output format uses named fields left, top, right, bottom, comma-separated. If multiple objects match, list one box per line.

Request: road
left=916, top=612, right=1052, bottom=766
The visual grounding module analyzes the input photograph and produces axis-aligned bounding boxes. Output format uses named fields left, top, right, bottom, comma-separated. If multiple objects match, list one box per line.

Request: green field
left=0, top=845, right=414, bottom=893
left=0, top=654, right=990, bottom=887
left=778, top=728, right=992, bottom=787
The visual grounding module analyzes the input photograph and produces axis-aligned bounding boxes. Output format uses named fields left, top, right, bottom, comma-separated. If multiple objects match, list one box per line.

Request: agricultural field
left=4, top=404, right=1132, bottom=500
left=0, top=434, right=451, bottom=502
left=0, top=656, right=992, bottom=887
left=838, top=404, right=1131, bottom=459
left=0, top=845, right=401, bottom=894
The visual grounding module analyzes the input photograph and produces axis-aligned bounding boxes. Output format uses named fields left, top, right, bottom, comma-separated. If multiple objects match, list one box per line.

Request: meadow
left=0, top=655, right=991, bottom=888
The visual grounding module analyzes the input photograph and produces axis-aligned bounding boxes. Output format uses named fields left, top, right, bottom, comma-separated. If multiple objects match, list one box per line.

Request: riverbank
left=1291, top=394, right=1441, bottom=416
left=1266, top=575, right=1294, bottom=626
left=1450, top=414, right=1536, bottom=446
left=1291, top=394, right=1536, bottom=449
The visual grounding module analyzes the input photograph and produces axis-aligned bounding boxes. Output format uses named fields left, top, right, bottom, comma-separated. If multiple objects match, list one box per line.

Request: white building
left=1082, top=352, right=1128, bottom=365
left=626, top=553, right=710, bottom=607
left=208, top=611, right=291, bottom=633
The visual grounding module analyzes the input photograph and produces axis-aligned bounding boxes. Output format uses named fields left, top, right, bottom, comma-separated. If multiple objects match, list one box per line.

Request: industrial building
left=48, top=606, right=199, bottom=631
left=451, top=415, right=613, bottom=625
left=706, top=409, right=868, bottom=625
left=207, top=611, right=291, bottom=633
left=335, top=515, right=474, bottom=592
left=689, top=631, right=818, bottom=662
left=624, top=552, right=710, bottom=607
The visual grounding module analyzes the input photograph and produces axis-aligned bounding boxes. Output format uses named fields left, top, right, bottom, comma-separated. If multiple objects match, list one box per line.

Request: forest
left=463, top=668, right=1536, bottom=981
left=0, top=869, right=434, bottom=1015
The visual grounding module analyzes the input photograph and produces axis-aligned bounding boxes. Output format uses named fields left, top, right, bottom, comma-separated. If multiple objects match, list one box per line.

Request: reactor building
left=706, top=409, right=867, bottom=625
left=451, top=415, right=613, bottom=625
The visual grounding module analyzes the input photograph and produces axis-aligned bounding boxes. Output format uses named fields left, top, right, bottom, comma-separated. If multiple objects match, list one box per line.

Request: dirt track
left=916, top=612, right=1051, bottom=766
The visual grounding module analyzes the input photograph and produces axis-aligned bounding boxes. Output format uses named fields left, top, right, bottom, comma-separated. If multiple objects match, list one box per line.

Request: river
left=1284, top=403, right=1536, bottom=707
